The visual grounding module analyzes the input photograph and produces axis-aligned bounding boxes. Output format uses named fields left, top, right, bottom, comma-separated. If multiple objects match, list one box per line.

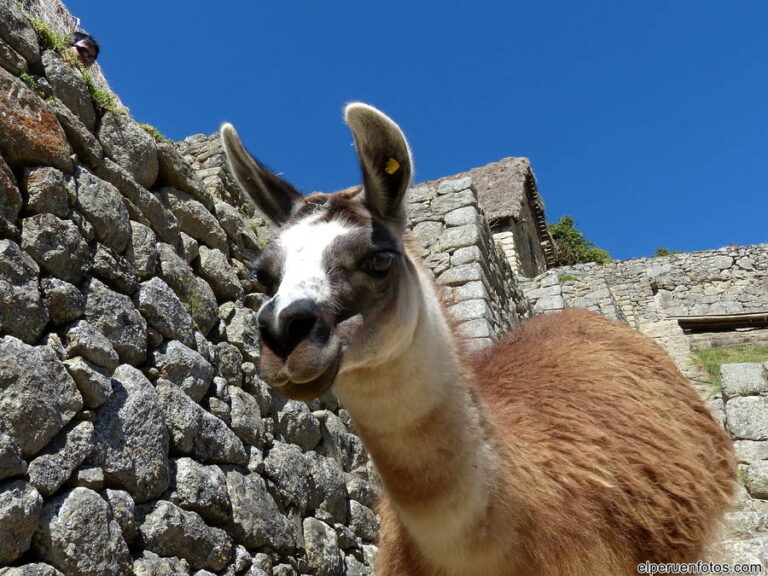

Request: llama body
left=221, top=104, right=736, bottom=575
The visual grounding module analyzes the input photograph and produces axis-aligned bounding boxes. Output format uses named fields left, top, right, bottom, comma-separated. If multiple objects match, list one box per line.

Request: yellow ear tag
left=385, top=157, right=400, bottom=175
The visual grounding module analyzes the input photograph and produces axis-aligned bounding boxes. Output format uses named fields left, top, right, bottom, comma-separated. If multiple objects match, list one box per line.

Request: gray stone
left=722, top=363, right=768, bottom=399
left=95, top=159, right=180, bottom=246
left=99, top=112, right=159, bottom=188
left=225, top=468, right=295, bottom=551
left=158, top=243, right=219, bottom=335
left=0, top=434, right=26, bottom=480
left=0, top=563, right=64, bottom=576
left=156, top=379, right=247, bottom=466
left=0, top=156, right=21, bottom=238
left=21, top=213, right=90, bottom=283
left=63, top=357, right=112, bottom=408
left=735, top=441, right=768, bottom=464
left=448, top=299, right=490, bottom=323
left=0, top=240, right=48, bottom=343
left=215, top=201, right=261, bottom=256
left=437, top=176, right=473, bottom=195
left=64, top=320, right=120, bottom=371
left=263, top=441, right=314, bottom=512
left=0, top=2, right=40, bottom=67
left=222, top=306, right=261, bottom=363
left=438, top=262, right=483, bottom=286
left=27, top=421, right=94, bottom=496
left=726, top=397, right=768, bottom=440
left=0, top=36, right=27, bottom=75
left=349, top=500, right=379, bottom=542
left=72, top=465, right=104, bottom=490
left=345, top=475, right=378, bottom=509
left=90, top=365, right=170, bottom=502
left=180, top=232, right=199, bottom=263
left=102, top=489, right=139, bottom=545
left=41, top=51, right=95, bottom=131
left=407, top=184, right=435, bottom=203
left=152, top=340, right=214, bottom=402
left=278, top=401, right=322, bottom=451
left=308, top=453, right=348, bottom=524
left=438, top=223, right=481, bottom=251
left=0, top=480, right=42, bottom=564
left=22, top=166, right=69, bottom=217
left=0, top=336, right=82, bottom=458
left=91, top=243, right=139, bottom=295
left=156, top=141, right=213, bottom=209
left=136, top=279, right=197, bottom=349
left=302, top=518, right=343, bottom=576
left=444, top=206, right=479, bottom=227
left=158, top=187, right=229, bottom=252
left=198, top=245, right=243, bottom=301
left=747, top=461, right=768, bottom=499
left=74, top=165, right=131, bottom=253
left=140, top=500, right=233, bottom=571
left=128, top=222, right=159, bottom=280
left=411, top=220, right=443, bottom=250
left=132, top=551, right=190, bottom=576
left=214, top=341, right=244, bottom=386
left=0, top=68, right=72, bottom=171
left=229, top=386, right=265, bottom=447
left=33, top=487, right=132, bottom=576
left=344, top=556, right=367, bottom=576
left=171, top=457, right=231, bottom=525
left=455, top=318, right=492, bottom=339
left=319, top=413, right=368, bottom=473
left=84, top=278, right=147, bottom=366
left=431, top=189, right=476, bottom=215
left=534, top=294, right=565, bottom=312
left=41, top=278, right=85, bottom=325
left=47, top=98, right=104, bottom=169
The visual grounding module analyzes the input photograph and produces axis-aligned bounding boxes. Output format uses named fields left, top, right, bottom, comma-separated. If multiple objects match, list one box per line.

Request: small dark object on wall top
left=69, top=31, right=100, bottom=68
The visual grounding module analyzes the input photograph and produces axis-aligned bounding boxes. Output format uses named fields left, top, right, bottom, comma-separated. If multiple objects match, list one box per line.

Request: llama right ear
left=220, top=123, right=303, bottom=226
left=344, top=103, right=413, bottom=226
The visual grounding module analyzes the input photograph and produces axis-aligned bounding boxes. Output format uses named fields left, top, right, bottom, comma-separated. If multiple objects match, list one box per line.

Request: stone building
left=416, top=157, right=557, bottom=277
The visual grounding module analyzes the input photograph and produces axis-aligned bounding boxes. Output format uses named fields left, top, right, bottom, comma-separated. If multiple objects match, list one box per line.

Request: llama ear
left=344, top=103, right=413, bottom=226
left=220, top=123, right=303, bottom=226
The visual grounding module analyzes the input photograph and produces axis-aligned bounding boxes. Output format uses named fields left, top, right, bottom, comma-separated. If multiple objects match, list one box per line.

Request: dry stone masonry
left=1, top=0, right=767, bottom=573
left=0, top=4, right=381, bottom=574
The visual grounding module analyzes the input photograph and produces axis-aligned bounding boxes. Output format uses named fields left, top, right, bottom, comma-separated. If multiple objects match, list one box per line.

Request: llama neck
left=334, top=270, right=508, bottom=569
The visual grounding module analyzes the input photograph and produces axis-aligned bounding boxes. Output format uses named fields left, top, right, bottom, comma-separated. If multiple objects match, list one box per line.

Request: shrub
left=548, top=216, right=610, bottom=266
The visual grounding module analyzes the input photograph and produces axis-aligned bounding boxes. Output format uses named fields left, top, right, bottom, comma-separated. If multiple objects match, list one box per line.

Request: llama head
left=221, top=103, right=420, bottom=401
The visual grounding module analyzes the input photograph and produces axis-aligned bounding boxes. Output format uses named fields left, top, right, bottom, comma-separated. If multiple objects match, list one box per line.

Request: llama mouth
left=277, top=352, right=342, bottom=401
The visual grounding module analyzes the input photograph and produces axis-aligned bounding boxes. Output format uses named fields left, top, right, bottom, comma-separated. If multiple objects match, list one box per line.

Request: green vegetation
left=139, top=123, right=169, bottom=143
left=81, top=68, right=123, bottom=115
left=548, top=216, right=611, bottom=266
left=28, top=15, right=69, bottom=52
left=692, top=345, right=768, bottom=392
left=23, top=7, right=125, bottom=115
left=558, top=274, right=577, bottom=283
left=654, top=247, right=682, bottom=257
left=18, top=72, right=38, bottom=91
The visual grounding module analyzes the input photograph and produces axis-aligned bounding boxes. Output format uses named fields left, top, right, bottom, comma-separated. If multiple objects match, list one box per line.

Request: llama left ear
left=344, top=103, right=413, bottom=226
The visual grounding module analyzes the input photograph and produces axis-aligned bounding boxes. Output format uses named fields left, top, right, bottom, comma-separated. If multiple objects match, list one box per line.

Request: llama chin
left=221, top=103, right=736, bottom=576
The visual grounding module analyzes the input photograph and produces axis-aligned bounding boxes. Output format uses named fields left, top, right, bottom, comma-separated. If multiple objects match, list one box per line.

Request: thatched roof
left=414, top=157, right=557, bottom=267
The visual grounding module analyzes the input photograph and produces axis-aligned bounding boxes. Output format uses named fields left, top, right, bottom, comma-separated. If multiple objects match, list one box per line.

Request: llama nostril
left=273, top=299, right=320, bottom=357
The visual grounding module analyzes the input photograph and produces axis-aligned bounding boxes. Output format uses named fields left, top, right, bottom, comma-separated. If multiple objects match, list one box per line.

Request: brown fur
left=374, top=309, right=736, bottom=575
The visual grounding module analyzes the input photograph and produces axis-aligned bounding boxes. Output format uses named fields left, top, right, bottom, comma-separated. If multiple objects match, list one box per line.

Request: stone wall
left=716, top=362, right=768, bottom=564
left=0, top=5, right=380, bottom=574
left=522, top=245, right=768, bottom=380
left=406, top=177, right=532, bottom=350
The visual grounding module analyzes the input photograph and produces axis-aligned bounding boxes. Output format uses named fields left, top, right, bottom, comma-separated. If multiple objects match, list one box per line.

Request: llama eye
left=363, top=251, right=395, bottom=276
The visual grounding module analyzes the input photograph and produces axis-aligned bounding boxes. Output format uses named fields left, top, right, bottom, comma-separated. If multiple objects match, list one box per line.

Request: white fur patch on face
left=273, top=216, right=352, bottom=316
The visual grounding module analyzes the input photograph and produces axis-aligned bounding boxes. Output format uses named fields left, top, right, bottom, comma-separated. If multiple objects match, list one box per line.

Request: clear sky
left=65, top=0, right=766, bottom=260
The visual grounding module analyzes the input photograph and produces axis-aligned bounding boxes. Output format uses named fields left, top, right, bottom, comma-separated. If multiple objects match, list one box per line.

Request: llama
left=220, top=103, right=736, bottom=576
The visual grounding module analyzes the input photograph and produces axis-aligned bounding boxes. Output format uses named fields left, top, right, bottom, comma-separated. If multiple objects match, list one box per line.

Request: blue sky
left=66, top=1, right=766, bottom=260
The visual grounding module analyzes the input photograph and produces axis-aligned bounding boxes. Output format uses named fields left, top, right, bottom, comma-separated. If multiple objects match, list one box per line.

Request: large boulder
left=0, top=240, right=49, bottom=343
left=0, top=336, right=82, bottom=458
